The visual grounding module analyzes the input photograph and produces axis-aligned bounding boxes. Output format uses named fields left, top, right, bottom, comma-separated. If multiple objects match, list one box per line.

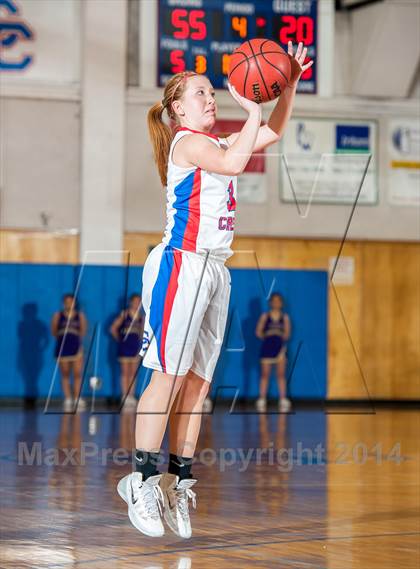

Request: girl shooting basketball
left=118, top=41, right=313, bottom=538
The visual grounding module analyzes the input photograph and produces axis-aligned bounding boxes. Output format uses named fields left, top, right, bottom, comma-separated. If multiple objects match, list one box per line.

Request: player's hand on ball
left=228, top=82, right=261, bottom=116
left=287, top=41, right=314, bottom=87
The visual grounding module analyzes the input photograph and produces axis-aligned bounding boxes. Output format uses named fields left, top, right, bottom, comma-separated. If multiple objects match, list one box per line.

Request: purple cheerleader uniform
left=55, top=311, right=82, bottom=360
left=118, top=312, right=144, bottom=362
left=260, top=312, right=287, bottom=363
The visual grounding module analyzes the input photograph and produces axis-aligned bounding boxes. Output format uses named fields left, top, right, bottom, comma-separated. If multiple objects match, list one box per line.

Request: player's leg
left=167, top=273, right=226, bottom=457
left=120, top=360, right=136, bottom=408
left=202, top=392, right=213, bottom=412
left=256, top=362, right=271, bottom=412
left=59, top=360, right=72, bottom=410
left=161, top=260, right=229, bottom=538
left=135, top=243, right=209, bottom=467
left=135, top=370, right=185, bottom=452
left=276, top=351, right=291, bottom=411
left=127, top=360, right=139, bottom=404
left=117, top=369, right=185, bottom=537
left=72, top=353, right=86, bottom=410
left=120, top=360, right=129, bottom=397
left=119, top=244, right=209, bottom=537
left=168, top=370, right=209, bottom=457
left=160, top=371, right=208, bottom=539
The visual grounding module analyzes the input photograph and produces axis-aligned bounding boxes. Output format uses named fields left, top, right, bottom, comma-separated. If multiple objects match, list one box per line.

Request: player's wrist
left=285, top=81, right=298, bottom=92
left=249, top=105, right=262, bottom=119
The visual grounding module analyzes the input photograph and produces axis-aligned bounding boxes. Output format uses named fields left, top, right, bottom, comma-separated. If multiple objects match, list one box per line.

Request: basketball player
left=255, top=292, right=291, bottom=412
left=117, top=42, right=313, bottom=538
left=110, top=294, right=144, bottom=409
left=51, top=293, right=87, bottom=411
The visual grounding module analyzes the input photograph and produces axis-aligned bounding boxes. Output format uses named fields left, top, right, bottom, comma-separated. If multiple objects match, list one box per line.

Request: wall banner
left=280, top=118, right=378, bottom=206
left=388, top=118, right=420, bottom=207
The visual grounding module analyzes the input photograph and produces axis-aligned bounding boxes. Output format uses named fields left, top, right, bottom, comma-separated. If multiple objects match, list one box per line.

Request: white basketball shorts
left=140, top=243, right=231, bottom=382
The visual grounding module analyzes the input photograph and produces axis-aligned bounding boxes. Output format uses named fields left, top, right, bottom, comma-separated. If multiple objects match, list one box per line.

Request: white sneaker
left=63, top=397, right=73, bottom=412
left=279, top=397, right=291, bottom=412
left=160, top=473, right=197, bottom=539
left=255, top=397, right=267, bottom=412
left=117, top=472, right=164, bottom=537
left=202, top=397, right=213, bottom=413
left=76, top=397, right=87, bottom=411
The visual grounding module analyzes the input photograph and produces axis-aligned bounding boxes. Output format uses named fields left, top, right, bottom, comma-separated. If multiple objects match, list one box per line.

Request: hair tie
left=168, top=71, right=198, bottom=109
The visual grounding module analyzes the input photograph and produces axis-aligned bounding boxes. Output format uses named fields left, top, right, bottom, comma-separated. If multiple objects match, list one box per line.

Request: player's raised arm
left=264, top=42, right=314, bottom=141
left=176, top=83, right=261, bottom=176
left=227, top=41, right=314, bottom=153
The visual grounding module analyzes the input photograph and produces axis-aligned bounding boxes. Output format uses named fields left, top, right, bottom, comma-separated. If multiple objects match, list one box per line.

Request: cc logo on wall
left=0, top=0, right=34, bottom=71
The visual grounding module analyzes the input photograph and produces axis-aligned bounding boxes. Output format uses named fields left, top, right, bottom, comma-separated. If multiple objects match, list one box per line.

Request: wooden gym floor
left=1, top=406, right=419, bottom=568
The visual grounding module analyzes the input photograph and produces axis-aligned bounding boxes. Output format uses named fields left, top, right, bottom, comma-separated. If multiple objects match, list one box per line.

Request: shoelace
left=175, top=486, right=197, bottom=521
left=134, top=481, right=164, bottom=519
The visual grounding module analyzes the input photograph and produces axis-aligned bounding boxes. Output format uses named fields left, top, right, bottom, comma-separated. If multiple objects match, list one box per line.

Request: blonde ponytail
left=147, top=102, right=173, bottom=187
left=147, top=71, right=198, bottom=188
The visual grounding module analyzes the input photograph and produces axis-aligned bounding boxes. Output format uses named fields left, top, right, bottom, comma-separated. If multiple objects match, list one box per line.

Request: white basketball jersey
left=162, top=128, right=237, bottom=261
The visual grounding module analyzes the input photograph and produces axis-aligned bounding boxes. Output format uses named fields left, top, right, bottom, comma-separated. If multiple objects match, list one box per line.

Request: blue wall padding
left=0, top=263, right=328, bottom=399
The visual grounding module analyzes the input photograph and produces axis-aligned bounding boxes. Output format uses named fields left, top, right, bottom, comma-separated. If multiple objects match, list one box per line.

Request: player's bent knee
left=186, top=371, right=210, bottom=399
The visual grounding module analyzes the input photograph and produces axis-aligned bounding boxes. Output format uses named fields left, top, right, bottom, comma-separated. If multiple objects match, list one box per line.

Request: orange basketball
left=228, top=38, right=291, bottom=103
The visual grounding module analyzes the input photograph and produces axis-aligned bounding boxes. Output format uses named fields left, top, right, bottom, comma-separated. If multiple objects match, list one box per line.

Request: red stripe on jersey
left=160, top=250, right=183, bottom=372
left=177, top=127, right=219, bottom=141
left=182, top=168, right=201, bottom=251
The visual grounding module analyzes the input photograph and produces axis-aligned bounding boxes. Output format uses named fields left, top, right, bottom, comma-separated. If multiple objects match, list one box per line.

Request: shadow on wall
left=17, top=303, right=49, bottom=407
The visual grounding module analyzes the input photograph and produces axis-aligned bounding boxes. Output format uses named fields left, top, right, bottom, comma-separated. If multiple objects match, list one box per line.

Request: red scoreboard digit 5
left=158, top=0, right=318, bottom=94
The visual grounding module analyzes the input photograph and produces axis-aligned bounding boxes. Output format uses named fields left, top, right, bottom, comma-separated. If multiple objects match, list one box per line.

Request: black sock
left=168, top=453, right=193, bottom=480
left=134, top=449, right=161, bottom=480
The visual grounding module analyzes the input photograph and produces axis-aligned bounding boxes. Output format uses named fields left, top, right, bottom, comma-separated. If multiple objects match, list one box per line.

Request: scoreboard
left=158, top=0, right=318, bottom=94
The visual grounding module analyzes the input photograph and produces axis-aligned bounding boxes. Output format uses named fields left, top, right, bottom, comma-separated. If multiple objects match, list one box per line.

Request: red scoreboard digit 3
left=158, top=0, right=318, bottom=94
